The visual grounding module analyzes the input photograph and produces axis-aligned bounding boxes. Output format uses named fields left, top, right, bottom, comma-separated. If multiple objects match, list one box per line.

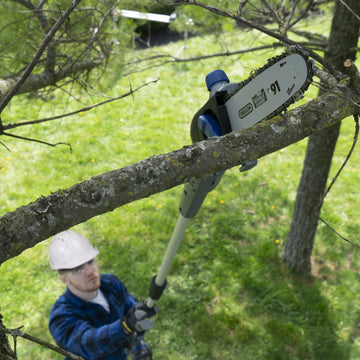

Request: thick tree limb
left=0, top=86, right=358, bottom=266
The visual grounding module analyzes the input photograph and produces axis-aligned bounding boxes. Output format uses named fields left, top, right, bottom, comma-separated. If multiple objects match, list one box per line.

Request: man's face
left=60, top=259, right=101, bottom=295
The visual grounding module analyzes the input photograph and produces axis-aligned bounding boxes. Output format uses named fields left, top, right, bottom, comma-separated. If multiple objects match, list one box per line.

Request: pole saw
left=145, top=45, right=314, bottom=311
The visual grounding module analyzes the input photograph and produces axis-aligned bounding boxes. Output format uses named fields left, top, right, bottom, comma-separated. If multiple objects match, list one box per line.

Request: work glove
left=121, top=301, right=159, bottom=335
left=125, top=334, right=152, bottom=360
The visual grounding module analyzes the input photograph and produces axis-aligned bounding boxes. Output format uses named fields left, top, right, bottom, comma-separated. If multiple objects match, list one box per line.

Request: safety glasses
left=66, top=259, right=97, bottom=276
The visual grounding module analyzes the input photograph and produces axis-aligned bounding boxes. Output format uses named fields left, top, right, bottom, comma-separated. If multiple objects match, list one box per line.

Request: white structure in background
left=116, top=9, right=177, bottom=23
left=115, top=8, right=192, bottom=58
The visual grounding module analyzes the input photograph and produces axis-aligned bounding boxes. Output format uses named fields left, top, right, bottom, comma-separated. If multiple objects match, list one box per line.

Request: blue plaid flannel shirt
left=49, top=273, right=137, bottom=360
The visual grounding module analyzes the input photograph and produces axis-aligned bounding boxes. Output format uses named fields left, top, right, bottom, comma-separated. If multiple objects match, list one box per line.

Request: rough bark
left=0, top=86, right=358, bottom=266
left=0, top=314, right=15, bottom=360
left=284, top=0, right=360, bottom=274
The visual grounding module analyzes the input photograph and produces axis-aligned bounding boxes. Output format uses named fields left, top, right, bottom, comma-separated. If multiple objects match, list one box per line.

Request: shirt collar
left=63, top=274, right=111, bottom=306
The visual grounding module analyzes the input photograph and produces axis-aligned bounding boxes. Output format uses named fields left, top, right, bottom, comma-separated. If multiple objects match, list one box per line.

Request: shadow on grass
left=166, top=236, right=353, bottom=359
left=162, top=183, right=355, bottom=359
left=239, top=259, right=351, bottom=360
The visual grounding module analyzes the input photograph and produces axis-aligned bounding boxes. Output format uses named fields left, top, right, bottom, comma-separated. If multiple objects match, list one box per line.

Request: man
left=48, top=230, right=157, bottom=360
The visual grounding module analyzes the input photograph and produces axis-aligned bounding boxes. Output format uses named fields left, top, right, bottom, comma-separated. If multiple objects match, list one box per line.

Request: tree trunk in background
left=0, top=313, right=15, bottom=359
left=284, top=0, right=360, bottom=274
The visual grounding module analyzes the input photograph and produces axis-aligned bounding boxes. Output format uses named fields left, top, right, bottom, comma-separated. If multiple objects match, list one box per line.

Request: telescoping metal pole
left=145, top=171, right=225, bottom=308
left=145, top=214, right=190, bottom=308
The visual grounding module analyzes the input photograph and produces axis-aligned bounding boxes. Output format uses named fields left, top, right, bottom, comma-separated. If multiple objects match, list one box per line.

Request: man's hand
left=121, top=301, right=159, bottom=335
left=125, top=334, right=152, bottom=360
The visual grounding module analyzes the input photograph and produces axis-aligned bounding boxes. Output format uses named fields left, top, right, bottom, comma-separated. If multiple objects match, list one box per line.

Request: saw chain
left=190, top=46, right=314, bottom=143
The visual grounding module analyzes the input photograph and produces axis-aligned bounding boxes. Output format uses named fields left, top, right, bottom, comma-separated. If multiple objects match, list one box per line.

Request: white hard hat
left=49, top=230, right=99, bottom=270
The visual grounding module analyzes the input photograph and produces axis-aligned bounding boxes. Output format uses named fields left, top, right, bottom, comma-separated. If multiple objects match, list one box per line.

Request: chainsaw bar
left=191, top=46, right=314, bottom=142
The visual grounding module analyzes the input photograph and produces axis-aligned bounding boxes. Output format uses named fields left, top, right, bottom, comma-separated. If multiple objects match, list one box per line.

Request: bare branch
left=0, top=326, right=85, bottom=360
left=319, top=216, right=360, bottom=249
left=323, top=114, right=359, bottom=200
left=339, top=0, right=360, bottom=20
left=237, top=0, right=249, bottom=17
left=11, top=0, right=51, bottom=31
left=282, top=0, right=299, bottom=32
left=2, top=78, right=159, bottom=131
left=2, top=131, right=72, bottom=151
left=288, top=0, right=315, bottom=29
left=261, top=0, right=283, bottom=29
left=0, top=0, right=82, bottom=114
left=123, top=42, right=327, bottom=77
left=88, top=0, right=121, bottom=54
left=179, top=0, right=343, bottom=78
left=0, top=141, right=10, bottom=152
left=320, top=117, right=359, bottom=253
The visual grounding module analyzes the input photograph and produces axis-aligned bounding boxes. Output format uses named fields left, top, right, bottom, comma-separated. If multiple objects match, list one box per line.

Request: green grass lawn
left=2, top=7, right=360, bottom=359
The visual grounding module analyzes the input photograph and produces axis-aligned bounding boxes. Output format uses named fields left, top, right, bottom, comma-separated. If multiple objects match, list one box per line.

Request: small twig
left=323, top=114, right=359, bottom=199
left=2, top=79, right=159, bottom=131
left=339, top=0, right=360, bottom=21
left=288, top=0, right=315, bottom=29
left=318, top=216, right=360, bottom=249
left=124, top=42, right=326, bottom=77
left=2, top=131, right=72, bottom=152
left=0, top=141, right=11, bottom=152
left=237, top=0, right=249, bottom=17
left=78, top=79, right=113, bottom=99
left=261, top=0, right=283, bottom=28
left=320, top=114, right=360, bottom=247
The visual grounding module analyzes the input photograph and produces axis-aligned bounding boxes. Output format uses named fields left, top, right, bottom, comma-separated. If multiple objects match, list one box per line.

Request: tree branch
left=323, top=114, right=359, bottom=200
left=0, top=84, right=359, bottom=265
left=288, top=0, right=315, bottom=29
left=237, top=0, right=250, bottom=17
left=0, top=0, right=82, bottom=114
left=0, top=59, right=103, bottom=101
left=1, top=131, right=72, bottom=151
left=179, top=0, right=343, bottom=78
left=2, top=79, right=158, bottom=131
left=261, top=0, right=283, bottom=29
left=339, top=0, right=360, bottom=20
left=123, top=41, right=326, bottom=77
left=0, top=327, right=85, bottom=360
